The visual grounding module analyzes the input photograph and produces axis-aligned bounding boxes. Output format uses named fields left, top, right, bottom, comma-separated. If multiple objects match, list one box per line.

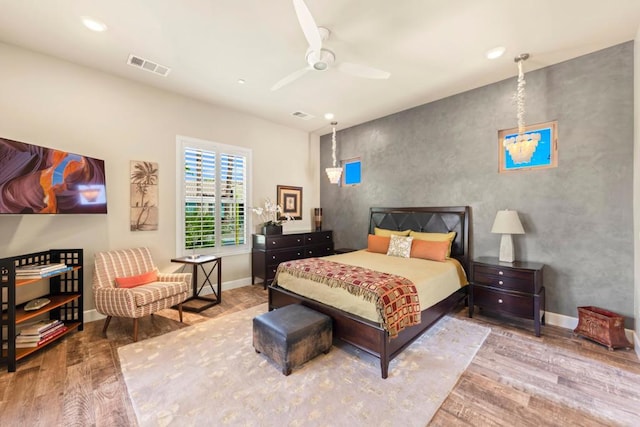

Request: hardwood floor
left=1, top=285, right=639, bottom=426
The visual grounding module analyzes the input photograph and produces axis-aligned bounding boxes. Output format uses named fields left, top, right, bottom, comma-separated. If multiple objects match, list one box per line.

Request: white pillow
left=386, top=235, right=413, bottom=258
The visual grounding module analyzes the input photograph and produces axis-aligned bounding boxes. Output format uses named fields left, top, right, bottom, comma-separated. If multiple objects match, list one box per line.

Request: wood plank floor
left=1, top=285, right=639, bottom=426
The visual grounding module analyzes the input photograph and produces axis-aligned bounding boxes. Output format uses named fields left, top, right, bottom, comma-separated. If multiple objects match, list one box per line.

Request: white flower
left=252, top=198, right=293, bottom=226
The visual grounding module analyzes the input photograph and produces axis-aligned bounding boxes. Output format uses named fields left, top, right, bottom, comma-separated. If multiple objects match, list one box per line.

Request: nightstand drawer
left=473, top=264, right=539, bottom=293
left=473, top=287, right=535, bottom=319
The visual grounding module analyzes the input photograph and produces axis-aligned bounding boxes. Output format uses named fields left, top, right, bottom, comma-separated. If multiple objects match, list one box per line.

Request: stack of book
left=15, top=319, right=68, bottom=348
left=15, top=263, right=71, bottom=279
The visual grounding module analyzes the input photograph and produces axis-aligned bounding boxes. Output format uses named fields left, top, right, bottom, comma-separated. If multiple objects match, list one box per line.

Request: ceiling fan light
left=314, top=62, right=328, bottom=71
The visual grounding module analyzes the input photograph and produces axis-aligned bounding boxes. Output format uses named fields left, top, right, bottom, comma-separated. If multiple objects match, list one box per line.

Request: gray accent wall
left=320, top=42, right=634, bottom=323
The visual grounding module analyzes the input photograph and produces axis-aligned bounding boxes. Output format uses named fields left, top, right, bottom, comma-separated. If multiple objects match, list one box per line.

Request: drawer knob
left=498, top=280, right=504, bottom=285
left=498, top=298, right=503, bottom=304
left=498, top=271, right=504, bottom=275
left=272, top=242, right=277, bottom=245
left=297, top=239, right=302, bottom=243
left=309, top=251, right=313, bottom=254
left=297, top=252, right=301, bottom=256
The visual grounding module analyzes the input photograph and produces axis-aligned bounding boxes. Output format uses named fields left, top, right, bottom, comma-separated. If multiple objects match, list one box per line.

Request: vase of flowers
left=261, top=223, right=283, bottom=235
left=252, top=198, right=292, bottom=235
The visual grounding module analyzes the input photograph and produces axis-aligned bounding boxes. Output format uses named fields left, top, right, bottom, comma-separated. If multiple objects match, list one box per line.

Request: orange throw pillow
left=367, top=234, right=390, bottom=254
left=115, top=270, right=158, bottom=288
left=410, top=239, right=449, bottom=262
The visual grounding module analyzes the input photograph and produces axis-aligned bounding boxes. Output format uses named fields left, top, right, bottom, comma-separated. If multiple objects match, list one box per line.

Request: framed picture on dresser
left=277, top=185, right=302, bottom=220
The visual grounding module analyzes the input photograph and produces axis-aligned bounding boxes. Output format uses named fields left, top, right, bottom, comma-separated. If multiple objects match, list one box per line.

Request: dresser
left=469, top=256, right=545, bottom=336
left=251, top=230, right=334, bottom=289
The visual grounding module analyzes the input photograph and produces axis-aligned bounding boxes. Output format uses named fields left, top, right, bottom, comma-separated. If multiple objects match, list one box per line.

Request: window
left=342, top=157, right=361, bottom=186
left=177, top=136, right=251, bottom=256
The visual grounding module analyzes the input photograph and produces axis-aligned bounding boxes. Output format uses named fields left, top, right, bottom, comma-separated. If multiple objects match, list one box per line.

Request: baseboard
left=83, top=286, right=638, bottom=347
left=545, top=311, right=635, bottom=344
left=84, top=276, right=255, bottom=323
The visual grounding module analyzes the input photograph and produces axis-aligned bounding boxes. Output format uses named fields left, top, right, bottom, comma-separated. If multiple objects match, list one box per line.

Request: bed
left=268, top=206, right=471, bottom=378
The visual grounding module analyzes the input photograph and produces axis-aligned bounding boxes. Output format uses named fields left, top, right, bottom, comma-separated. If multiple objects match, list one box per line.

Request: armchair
left=93, top=247, right=191, bottom=341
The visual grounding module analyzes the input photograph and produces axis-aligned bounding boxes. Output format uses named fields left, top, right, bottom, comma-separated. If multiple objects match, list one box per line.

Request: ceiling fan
left=271, top=0, right=391, bottom=91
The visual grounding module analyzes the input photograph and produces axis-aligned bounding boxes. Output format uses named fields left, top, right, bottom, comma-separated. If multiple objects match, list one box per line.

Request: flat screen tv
left=0, top=137, right=107, bottom=214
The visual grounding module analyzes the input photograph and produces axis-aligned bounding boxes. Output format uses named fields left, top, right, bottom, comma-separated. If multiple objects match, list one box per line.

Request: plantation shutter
left=219, top=152, right=247, bottom=246
left=180, top=137, right=250, bottom=254
left=184, top=147, right=216, bottom=250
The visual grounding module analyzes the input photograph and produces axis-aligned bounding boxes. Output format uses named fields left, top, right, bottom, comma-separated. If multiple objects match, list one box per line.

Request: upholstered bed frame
left=268, top=206, right=471, bottom=378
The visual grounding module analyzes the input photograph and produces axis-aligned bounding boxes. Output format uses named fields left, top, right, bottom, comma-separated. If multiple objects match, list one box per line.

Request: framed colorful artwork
left=498, top=120, right=558, bottom=173
left=277, top=185, right=302, bottom=220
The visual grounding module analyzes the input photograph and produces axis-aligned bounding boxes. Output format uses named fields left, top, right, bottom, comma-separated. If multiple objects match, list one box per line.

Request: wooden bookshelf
left=0, top=249, right=83, bottom=372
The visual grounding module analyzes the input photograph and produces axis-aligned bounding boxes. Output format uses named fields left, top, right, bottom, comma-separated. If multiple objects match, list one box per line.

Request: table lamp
left=491, top=209, right=525, bottom=262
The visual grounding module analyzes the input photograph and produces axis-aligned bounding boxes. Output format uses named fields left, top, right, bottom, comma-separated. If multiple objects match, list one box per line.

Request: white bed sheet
left=275, top=250, right=468, bottom=323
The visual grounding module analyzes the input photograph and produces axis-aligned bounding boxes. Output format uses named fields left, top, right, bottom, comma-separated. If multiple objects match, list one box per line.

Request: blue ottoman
left=253, top=304, right=332, bottom=375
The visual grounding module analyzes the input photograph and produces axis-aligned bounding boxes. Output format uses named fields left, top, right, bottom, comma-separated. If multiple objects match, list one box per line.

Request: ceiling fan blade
left=338, top=62, right=391, bottom=79
left=293, top=0, right=322, bottom=54
left=270, top=67, right=311, bottom=91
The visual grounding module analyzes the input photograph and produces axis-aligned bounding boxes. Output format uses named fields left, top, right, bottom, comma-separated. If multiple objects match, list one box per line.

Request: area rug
left=119, top=304, right=490, bottom=427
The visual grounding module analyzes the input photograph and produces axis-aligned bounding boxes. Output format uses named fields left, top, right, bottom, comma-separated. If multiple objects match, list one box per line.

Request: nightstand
left=469, top=256, right=545, bottom=336
left=334, top=248, right=357, bottom=254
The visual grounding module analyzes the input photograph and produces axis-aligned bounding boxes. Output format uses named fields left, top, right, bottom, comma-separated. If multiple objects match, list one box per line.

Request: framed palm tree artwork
left=130, top=160, right=159, bottom=231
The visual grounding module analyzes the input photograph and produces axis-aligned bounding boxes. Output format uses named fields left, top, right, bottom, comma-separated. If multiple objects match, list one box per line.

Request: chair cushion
left=130, top=281, right=190, bottom=307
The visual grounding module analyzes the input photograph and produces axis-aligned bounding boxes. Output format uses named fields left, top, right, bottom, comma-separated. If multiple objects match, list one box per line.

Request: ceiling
left=1, top=0, right=639, bottom=135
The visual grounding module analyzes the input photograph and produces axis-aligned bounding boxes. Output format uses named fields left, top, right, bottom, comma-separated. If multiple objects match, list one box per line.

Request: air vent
left=127, top=54, right=171, bottom=77
left=291, top=111, right=314, bottom=120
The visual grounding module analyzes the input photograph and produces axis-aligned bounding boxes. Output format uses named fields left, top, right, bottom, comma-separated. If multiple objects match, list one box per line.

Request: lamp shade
left=491, top=210, right=525, bottom=235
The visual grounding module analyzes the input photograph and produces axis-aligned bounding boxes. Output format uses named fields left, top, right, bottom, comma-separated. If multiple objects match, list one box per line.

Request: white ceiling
left=1, top=0, right=639, bottom=135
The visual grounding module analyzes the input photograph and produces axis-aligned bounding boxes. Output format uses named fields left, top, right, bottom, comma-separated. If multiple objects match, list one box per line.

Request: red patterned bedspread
left=275, top=258, right=421, bottom=338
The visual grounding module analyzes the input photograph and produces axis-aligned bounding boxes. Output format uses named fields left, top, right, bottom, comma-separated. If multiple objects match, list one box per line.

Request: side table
left=334, top=248, right=357, bottom=254
left=171, top=255, right=222, bottom=312
left=469, top=256, right=545, bottom=336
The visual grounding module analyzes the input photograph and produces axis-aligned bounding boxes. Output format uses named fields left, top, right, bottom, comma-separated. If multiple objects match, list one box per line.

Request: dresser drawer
left=473, top=286, right=535, bottom=319
left=305, top=243, right=334, bottom=257
left=473, top=264, right=539, bottom=293
left=266, top=265, right=279, bottom=282
left=267, top=248, right=305, bottom=264
left=304, top=231, right=333, bottom=244
left=264, top=234, right=305, bottom=249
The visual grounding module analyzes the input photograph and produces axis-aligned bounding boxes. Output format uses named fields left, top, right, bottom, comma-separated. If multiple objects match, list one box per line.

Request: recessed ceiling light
left=81, top=16, right=108, bottom=32
left=486, top=46, right=506, bottom=60
left=324, top=113, right=335, bottom=120
left=237, top=79, right=246, bottom=84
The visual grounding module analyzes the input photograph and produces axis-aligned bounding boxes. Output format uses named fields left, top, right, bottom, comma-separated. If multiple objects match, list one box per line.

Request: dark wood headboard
left=368, top=206, right=471, bottom=274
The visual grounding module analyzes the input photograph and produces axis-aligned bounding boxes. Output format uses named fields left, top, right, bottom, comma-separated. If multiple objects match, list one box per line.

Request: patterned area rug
left=119, top=304, right=490, bottom=427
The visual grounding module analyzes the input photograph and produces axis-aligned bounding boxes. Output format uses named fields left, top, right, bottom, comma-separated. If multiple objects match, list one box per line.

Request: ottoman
left=253, top=304, right=332, bottom=375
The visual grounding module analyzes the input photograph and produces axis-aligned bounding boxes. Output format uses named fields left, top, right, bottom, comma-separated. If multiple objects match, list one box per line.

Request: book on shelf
left=16, top=263, right=67, bottom=274
left=18, top=322, right=65, bottom=340
left=15, top=266, right=73, bottom=279
left=18, top=319, right=63, bottom=336
left=14, top=325, right=68, bottom=348
left=15, top=334, right=40, bottom=343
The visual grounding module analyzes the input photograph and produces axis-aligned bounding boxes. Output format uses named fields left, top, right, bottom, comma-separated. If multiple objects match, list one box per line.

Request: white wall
left=0, top=42, right=320, bottom=309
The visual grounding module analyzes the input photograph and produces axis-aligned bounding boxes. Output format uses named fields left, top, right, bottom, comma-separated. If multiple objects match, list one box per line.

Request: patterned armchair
left=93, top=247, right=191, bottom=341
